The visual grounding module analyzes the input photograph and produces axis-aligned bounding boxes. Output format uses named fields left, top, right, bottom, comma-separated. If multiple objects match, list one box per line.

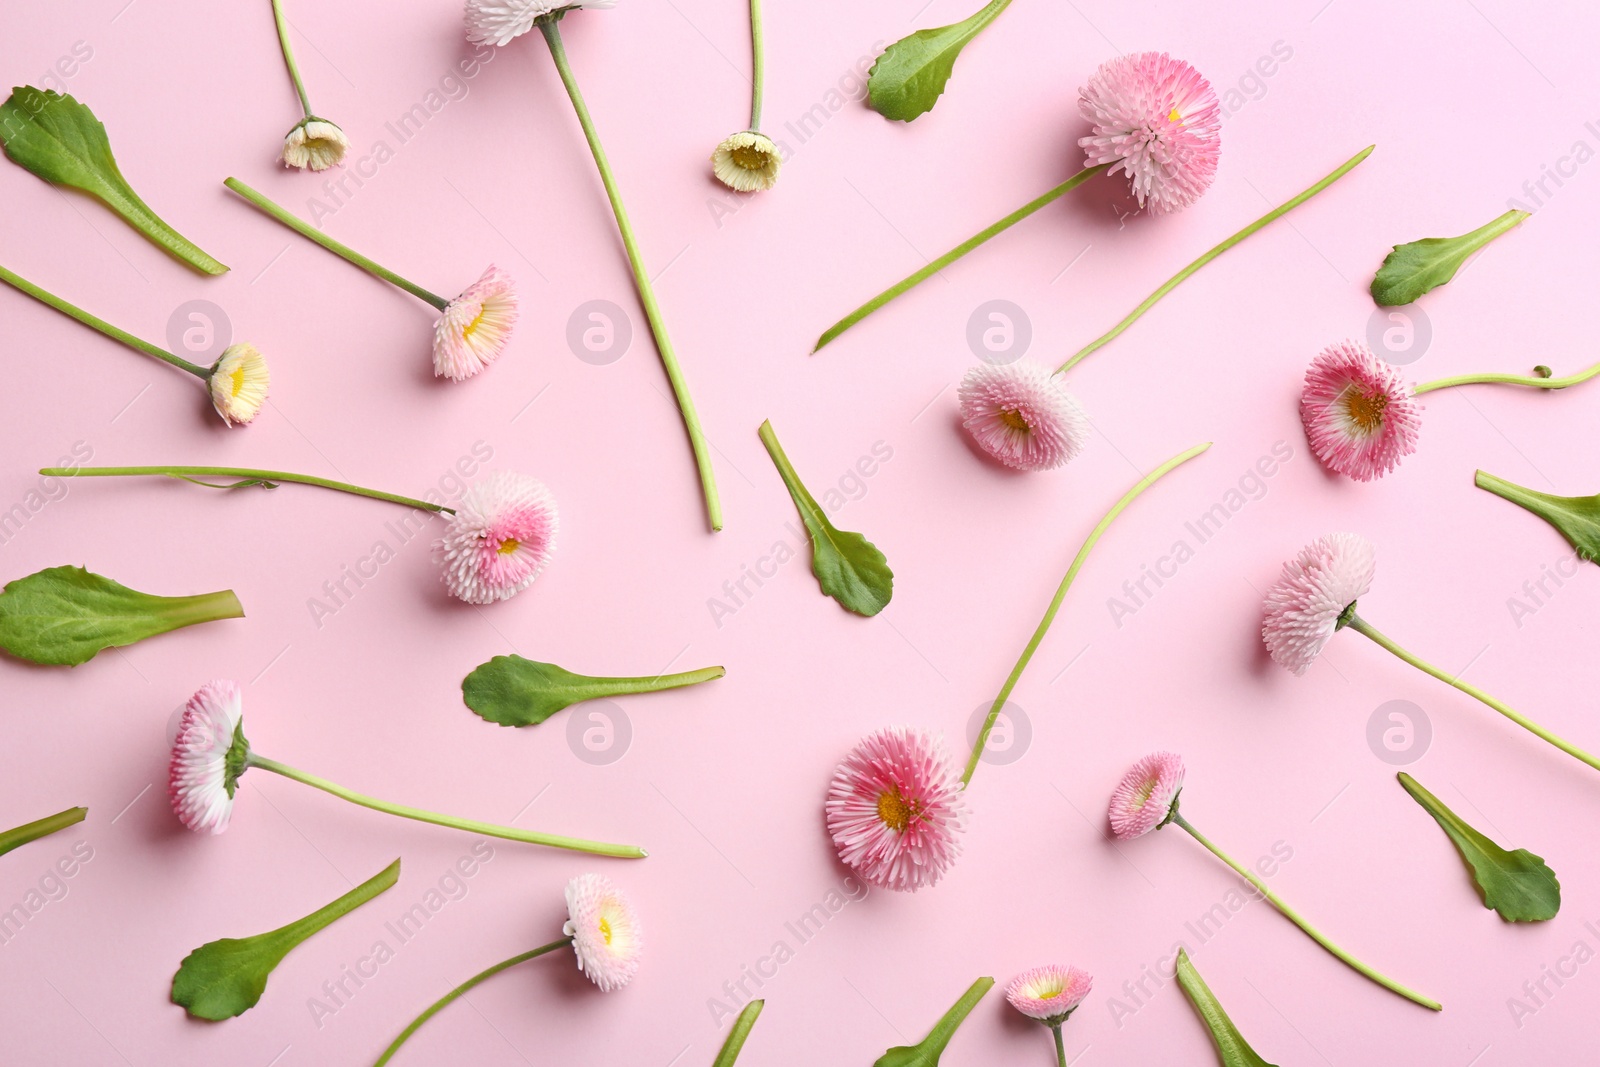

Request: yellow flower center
left=1129, top=778, right=1156, bottom=811
left=227, top=366, right=248, bottom=398
left=599, top=916, right=613, bottom=945
left=462, top=307, right=488, bottom=342
left=877, top=790, right=913, bottom=832
left=1168, top=107, right=1182, bottom=123
left=1037, top=983, right=1064, bottom=1000
left=998, top=408, right=1030, bottom=432
left=1342, top=390, right=1389, bottom=434
left=497, top=538, right=521, bottom=555
left=731, top=145, right=770, bottom=171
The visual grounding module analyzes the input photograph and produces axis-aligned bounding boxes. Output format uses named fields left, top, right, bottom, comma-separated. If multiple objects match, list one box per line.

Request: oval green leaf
left=1370, top=208, right=1527, bottom=306
left=462, top=655, right=725, bottom=728
left=1174, top=950, right=1279, bottom=1067
left=867, top=0, right=1012, bottom=122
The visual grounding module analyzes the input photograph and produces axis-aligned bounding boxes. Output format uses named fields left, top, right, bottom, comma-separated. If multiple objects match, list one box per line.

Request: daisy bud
left=1261, top=533, right=1375, bottom=674
left=958, top=360, right=1090, bottom=471
left=1107, top=751, right=1185, bottom=840
left=432, top=266, right=519, bottom=380
left=563, top=873, right=643, bottom=992
left=280, top=118, right=350, bottom=172
left=825, top=726, right=966, bottom=893
left=712, top=131, right=782, bottom=192
left=1006, top=964, right=1093, bottom=1026
left=1078, top=52, right=1221, bottom=216
left=207, top=343, right=271, bottom=427
left=433, top=471, right=558, bottom=604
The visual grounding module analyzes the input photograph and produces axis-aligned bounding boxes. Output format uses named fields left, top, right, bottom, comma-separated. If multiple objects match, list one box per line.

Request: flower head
left=433, top=266, right=519, bottom=381
left=1300, top=340, right=1422, bottom=481
left=958, top=360, right=1090, bottom=471
left=465, top=0, right=617, bottom=46
left=825, top=726, right=967, bottom=893
left=1078, top=52, right=1221, bottom=216
left=433, top=471, right=558, bottom=604
left=1262, top=533, right=1375, bottom=674
left=712, top=131, right=782, bottom=192
left=563, top=873, right=642, bottom=992
left=207, top=343, right=271, bottom=427
left=1108, top=751, right=1185, bottom=840
left=169, top=681, right=250, bottom=835
left=1006, top=964, right=1093, bottom=1025
left=280, top=118, right=349, bottom=172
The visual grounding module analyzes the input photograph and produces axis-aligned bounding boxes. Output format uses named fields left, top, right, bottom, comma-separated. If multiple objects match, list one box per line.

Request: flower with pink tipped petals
left=465, top=0, right=618, bottom=47
left=1262, top=533, right=1375, bottom=674
left=1108, top=752, right=1185, bottom=840
left=433, top=472, right=558, bottom=605
left=958, top=360, right=1090, bottom=471
left=825, top=726, right=967, bottom=893
left=563, top=873, right=642, bottom=992
left=1079, top=52, right=1221, bottom=216
left=433, top=266, right=519, bottom=381
left=1007, top=964, right=1093, bottom=1024
left=1300, top=340, right=1422, bottom=481
left=169, top=680, right=251, bottom=835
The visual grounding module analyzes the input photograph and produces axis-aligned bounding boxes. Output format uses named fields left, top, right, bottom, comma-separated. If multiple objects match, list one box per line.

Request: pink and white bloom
left=465, top=0, right=618, bottom=46
left=433, top=266, right=519, bottom=381
left=1300, top=341, right=1422, bottom=481
left=958, top=360, right=1090, bottom=472
left=825, top=726, right=967, bottom=893
left=1108, top=751, right=1185, bottom=840
left=1262, top=533, right=1376, bottom=674
left=563, top=873, right=642, bottom=992
left=1079, top=52, right=1221, bottom=216
left=169, top=680, right=248, bottom=835
left=433, top=472, right=558, bottom=605
left=207, top=343, right=271, bottom=427
left=1006, top=964, right=1093, bottom=1023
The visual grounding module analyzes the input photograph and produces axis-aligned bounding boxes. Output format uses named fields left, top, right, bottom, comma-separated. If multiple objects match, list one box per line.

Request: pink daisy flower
left=1006, top=964, right=1093, bottom=1024
left=958, top=360, right=1090, bottom=472
left=169, top=680, right=250, bottom=835
left=433, top=472, right=558, bottom=605
left=1079, top=52, right=1222, bottom=216
left=1262, top=532, right=1375, bottom=674
left=432, top=265, right=519, bottom=381
left=1108, top=751, right=1185, bottom=840
left=563, top=873, right=643, bottom=992
left=1300, top=341, right=1422, bottom=481
left=825, top=727, right=967, bottom=893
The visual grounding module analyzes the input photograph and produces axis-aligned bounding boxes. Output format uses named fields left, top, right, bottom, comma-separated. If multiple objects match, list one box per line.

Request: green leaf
left=757, top=420, right=893, bottom=616
left=712, top=999, right=765, bottom=1067
left=866, top=0, right=1013, bottom=122
left=1174, top=950, right=1279, bottom=1067
left=1476, top=470, right=1600, bottom=564
left=172, top=859, right=399, bottom=1020
left=0, top=566, right=244, bottom=666
left=874, top=977, right=993, bottom=1067
left=0, top=806, right=87, bottom=859
left=1397, top=773, right=1559, bottom=922
left=0, top=87, right=227, bottom=275
left=462, top=655, right=725, bottom=728
left=1370, top=208, right=1527, bottom=306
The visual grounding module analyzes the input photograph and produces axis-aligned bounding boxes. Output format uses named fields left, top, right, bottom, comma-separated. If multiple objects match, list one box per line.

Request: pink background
left=2, top=0, right=1598, bottom=1063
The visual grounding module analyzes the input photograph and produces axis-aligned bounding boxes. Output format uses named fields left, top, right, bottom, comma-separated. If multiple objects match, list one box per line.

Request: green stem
left=248, top=755, right=647, bottom=858
left=1058, top=145, right=1374, bottom=374
left=1171, top=812, right=1440, bottom=1010
left=1414, top=362, right=1600, bottom=395
left=38, top=465, right=452, bottom=514
left=372, top=937, right=573, bottom=1067
left=1348, top=614, right=1600, bottom=773
left=270, top=0, right=315, bottom=118
left=814, top=165, right=1106, bottom=352
left=541, top=18, right=723, bottom=532
left=903, top=977, right=995, bottom=1060
left=223, top=177, right=449, bottom=309
left=161, top=588, right=247, bottom=630
left=757, top=419, right=827, bottom=521
left=0, top=806, right=87, bottom=860
left=713, top=999, right=765, bottom=1067
left=0, top=263, right=210, bottom=377
left=962, top=442, right=1211, bottom=786
left=595, top=665, right=727, bottom=697
left=280, top=858, right=400, bottom=943
left=1051, top=1023, right=1067, bottom=1067
left=747, top=0, right=765, bottom=130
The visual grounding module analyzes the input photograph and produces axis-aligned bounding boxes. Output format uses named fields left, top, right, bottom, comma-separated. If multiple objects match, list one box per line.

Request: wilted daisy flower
left=1261, top=533, right=1375, bottom=675
left=1108, top=751, right=1185, bottom=840
left=168, top=680, right=248, bottom=835
left=465, top=0, right=619, bottom=46
left=563, top=873, right=643, bottom=992
left=825, top=726, right=967, bottom=893
left=958, top=360, right=1090, bottom=471
left=1300, top=341, right=1421, bottom=481
left=207, top=343, right=271, bottom=426
left=433, top=471, right=558, bottom=605
left=1078, top=52, right=1221, bottom=216
left=280, top=118, right=350, bottom=172
left=713, top=131, right=782, bottom=192
left=433, top=266, right=520, bottom=380
left=1006, top=964, right=1093, bottom=1024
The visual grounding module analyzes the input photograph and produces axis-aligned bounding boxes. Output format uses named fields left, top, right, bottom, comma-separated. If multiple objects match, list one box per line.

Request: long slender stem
left=1051, top=1024, right=1067, bottom=1067
left=814, top=165, right=1106, bottom=352
left=1171, top=812, right=1440, bottom=1010
left=541, top=18, right=723, bottom=532
left=747, top=0, right=766, bottom=129
left=223, top=178, right=449, bottom=309
left=596, top=665, right=728, bottom=697
left=249, top=755, right=647, bottom=858
left=39, top=465, right=452, bottom=514
left=1058, top=145, right=1374, bottom=374
left=962, top=442, right=1211, bottom=786
left=1348, top=614, right=1600, bottom=773
left=0, top=806, right=87, bottom=860
left=0, top=264, right=210, bottom=377
left=271, top=0, right=315, bottom=118
left=373, top=938, right=573, bottom=1067
left=1414, top=362, right=1600, bottom=395
left=713, top=999, right=765, bottom=1067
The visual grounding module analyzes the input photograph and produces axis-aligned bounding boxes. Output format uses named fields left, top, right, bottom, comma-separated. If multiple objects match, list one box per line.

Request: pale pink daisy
left=563, top=873, right=642, bottom=992
left=1079, top=52, right=1221, bottom=216
left=825, top=727, right=967, bottom=893
left=169, top=680, right=250, bottom=835
left=1108, top=751, right=1185, bottom=840
left=1006, top=964, right=1093, bottom=1024
left=432, top=266, right=519, bottom=381
left=207, top=343, right=271, bottom=427
left=1262, top=533, right=1375, bottom=674
left=433, top=472, right=558, bottom=605
left=465, top=0, right=618, bottom=46
left=1300, top=340, right=1422, bottom=481
left=958, top=360, right=1090, bottom=471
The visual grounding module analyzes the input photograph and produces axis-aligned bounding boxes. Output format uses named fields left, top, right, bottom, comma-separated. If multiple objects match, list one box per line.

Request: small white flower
left=711, top=131, right=782, bottom=192
left=562, top=873, right=642, bottom=992
left=465, top=0, right=618, bottom=47
left=208, top=343, right=271, bottom=427
left=280, top=118, right=350, bottom=171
